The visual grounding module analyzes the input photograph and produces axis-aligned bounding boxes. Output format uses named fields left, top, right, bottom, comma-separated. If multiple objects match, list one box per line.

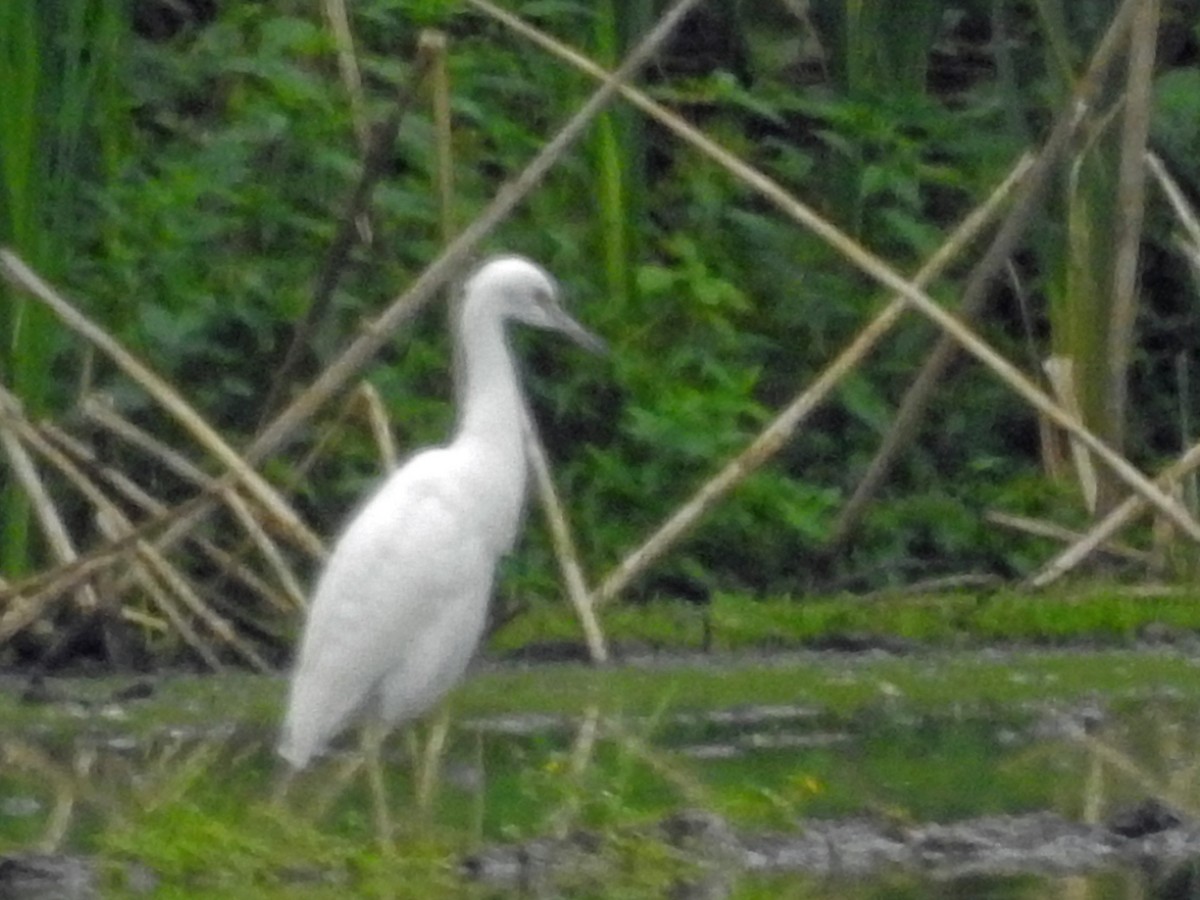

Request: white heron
left=278, top=255, right=603, bottom=771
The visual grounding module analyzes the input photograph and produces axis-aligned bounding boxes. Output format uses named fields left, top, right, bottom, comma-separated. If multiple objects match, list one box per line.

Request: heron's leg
left=469, top=729, right=487, bottom=843
left=361, top=721, right=394, bottom=852
left=404, top=727, right=421, bottom=768
left=547, top=704, right=601, bottom=836
left=310, top=752, right=366, bottom=822
left=270, top=765, right=295, bottom=810
left=415, top=707, right=452, bottom=813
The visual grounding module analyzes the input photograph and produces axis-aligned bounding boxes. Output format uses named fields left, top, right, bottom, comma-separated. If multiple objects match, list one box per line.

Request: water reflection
left=2, top=689, right=1199, bottom=897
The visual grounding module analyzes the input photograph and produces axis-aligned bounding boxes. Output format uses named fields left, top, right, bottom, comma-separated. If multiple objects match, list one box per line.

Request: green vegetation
left=3, top=647, right=1199, bottom=896
left=494, top=585, right=1200, bottom=653
left=2, top=1, right=1200, bottom=666
left=8, top=580, right=1198, bottom=733
left=0, top=0, right=128, bottom=575
left=7, top=10, right=1200, bottom=891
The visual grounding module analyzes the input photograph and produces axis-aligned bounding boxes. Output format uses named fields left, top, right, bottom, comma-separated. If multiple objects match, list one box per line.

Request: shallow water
left=2, top=650, right=1199, bottom=897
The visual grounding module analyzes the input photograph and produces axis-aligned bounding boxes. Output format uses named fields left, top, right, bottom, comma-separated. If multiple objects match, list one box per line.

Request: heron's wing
left=279, top=449, right=493, bottom=767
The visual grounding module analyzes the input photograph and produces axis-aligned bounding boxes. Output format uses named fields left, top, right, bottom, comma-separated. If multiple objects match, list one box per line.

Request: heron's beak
left=550, top=306, right=607, bottom=354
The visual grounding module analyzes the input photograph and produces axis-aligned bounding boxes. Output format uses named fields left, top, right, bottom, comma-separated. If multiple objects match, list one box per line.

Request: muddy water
left=461, top=696, right=1200, bottom=897
left=1, top=652, right=1198, bottom=897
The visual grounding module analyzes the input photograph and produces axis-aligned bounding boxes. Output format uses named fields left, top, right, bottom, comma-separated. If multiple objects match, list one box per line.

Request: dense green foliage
left=4, top=0, right=1200, bottom=656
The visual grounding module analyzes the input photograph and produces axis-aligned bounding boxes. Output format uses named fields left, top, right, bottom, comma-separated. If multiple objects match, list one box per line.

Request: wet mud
left=464, top=802, right=1199, bottom=890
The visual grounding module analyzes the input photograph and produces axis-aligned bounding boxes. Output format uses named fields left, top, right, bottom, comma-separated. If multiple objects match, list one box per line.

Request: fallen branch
left=81, top=398, right=310, bottom=610
left=7, top=412, right=270, bottom=669
left=1028, top=437, right=1200, bottom=587
left=0, top=250, right=323, bottom=559
left=0, top=392, right=99, bottom=617
left=984, top=510, right=1149, bottom=563
left=40, top=418, right=296, bottom=615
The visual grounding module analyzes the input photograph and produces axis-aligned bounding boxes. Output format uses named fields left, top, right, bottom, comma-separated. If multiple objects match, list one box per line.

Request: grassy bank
left=3, top=644, right=1199, bottom=898
left=493, top=584, right=1200, bottom=655
left=5, top=612, right=1200, bottom=898
left=5, top=640, right=1200, bottom=742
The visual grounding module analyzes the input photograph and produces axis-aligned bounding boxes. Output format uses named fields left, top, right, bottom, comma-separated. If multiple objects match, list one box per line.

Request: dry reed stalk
left=82, top=398, right=312, bottom=609
left=1032, top=156, right=1200, bottom=585
left=321, top=0, right=369, bottom=152
left=465, top=0, right=1132, bottom=555
left=1103, top=0, right=1159, bottom=463
left=261, top=38, right=441, bottom=422
left=0, top=501, right=192, bottom=631
left=0, top=418, right=203, bottom=658
left=269, top=382, right=366, bottom=500
left=1007, top=262, right=1067, bottom=481
left=247, top=0, right=704, bottom=466
left=0, top=393, right=99, bottom=615
left=466, top=0, right=1199, bottom=575
left=36, top=437, right=263, bottom=667
left=1029, top=438, right=1200, bottom=587
left=983, top=510, right=1149, bottom=563
left=81, top=396, right=211, bottom=483
left=0, top=393, right=139, bottom=642
left=830, top=0, right=1142, bottom=547
left=357, top=383, right=398, bottom=470
left=0, top=250, right=323, bottom=558
left=40, top=418, right=296, bottom=613
left=135, top=531, right=271, bottom=671
left=114, top=534, right=225, bottom=670
left=1174, top=231, right=1200, bottom=285
left=594, top=153, right=1035, bottom=604
left=7, top=410, right=268, bottom=668
left=20, top=0, right=706, bottom=613
left=219, top=491, right=309, bottom=611
left=522, top=408, right=609, bottom=661
left=1065, top=725, right=1198, bottom=817
left=1042, top=357, right=1099, bottom=511
left=115, top=606, right=166, bottom=634
left=436, top=25, right=601, bottom=657
left=1174, top=235, right=1200, bottom=283
left=1147, top=152, right=1200, bottom=248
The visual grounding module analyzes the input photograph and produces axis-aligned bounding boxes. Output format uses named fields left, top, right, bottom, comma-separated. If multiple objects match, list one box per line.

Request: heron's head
left=464, top=255, right=605, bottom=353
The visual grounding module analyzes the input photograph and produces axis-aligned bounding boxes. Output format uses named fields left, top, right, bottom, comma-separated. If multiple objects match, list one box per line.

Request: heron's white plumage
left=278, top=255, right=600, bottom=770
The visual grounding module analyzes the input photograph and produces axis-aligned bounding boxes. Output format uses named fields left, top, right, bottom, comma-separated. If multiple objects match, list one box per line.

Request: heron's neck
left=452, top=298, right=527, bottom=456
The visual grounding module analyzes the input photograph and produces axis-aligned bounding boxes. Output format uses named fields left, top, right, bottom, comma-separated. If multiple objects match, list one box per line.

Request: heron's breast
left=452, top=441, right=529, bottom=554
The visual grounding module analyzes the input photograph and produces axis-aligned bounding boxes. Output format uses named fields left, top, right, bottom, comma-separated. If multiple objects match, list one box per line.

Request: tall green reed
left=591, top=0, right=651, bottom=317
left=1034, top=0, right=1156, bottom=512
left=811, top=0, right=944, bottom=97
left=0, top=0, right=128, bottom=575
